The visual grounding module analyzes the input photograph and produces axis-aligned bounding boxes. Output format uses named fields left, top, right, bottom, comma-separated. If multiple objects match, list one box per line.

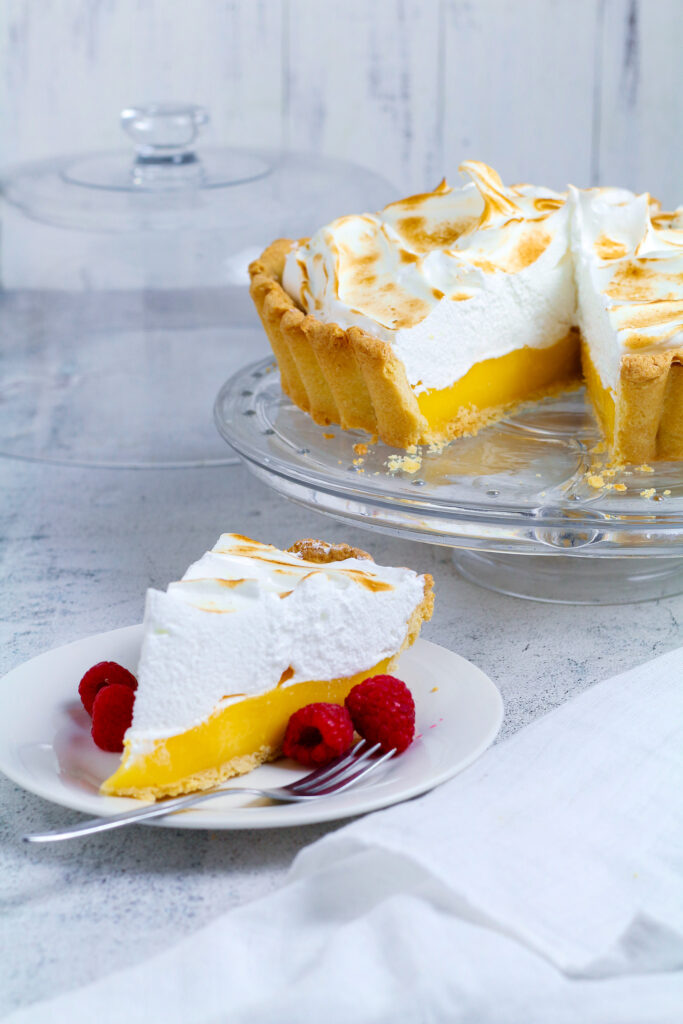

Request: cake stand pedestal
left=451, top=551, right=683, bottom=604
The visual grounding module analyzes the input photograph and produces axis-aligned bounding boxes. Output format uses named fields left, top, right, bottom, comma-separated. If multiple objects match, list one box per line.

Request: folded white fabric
left=8, top=647, right=683, bottom=1024
left=295, top=643, right=683, bottom=979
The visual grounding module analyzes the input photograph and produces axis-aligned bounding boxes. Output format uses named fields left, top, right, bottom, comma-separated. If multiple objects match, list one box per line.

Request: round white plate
left=0, top=626, right=503, bottom=830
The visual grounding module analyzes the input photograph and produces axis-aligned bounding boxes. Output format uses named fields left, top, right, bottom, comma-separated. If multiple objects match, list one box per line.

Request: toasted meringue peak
left=458, top=160, right=520, bottom=223
left=283, top=162, right=574, bottom=392
left=283, top=163, right=682, bottom=397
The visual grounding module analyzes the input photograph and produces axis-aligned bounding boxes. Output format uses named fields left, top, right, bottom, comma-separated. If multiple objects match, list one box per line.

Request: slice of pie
left=249, top=160, right=683, bottom=461
left=101, top=534, right=434, bottom=800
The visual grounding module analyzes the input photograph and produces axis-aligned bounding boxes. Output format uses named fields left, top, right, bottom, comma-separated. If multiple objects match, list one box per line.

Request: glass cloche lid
left=0, top=103, right=396, bottom=468
left=2, top=101, right=396, bottom=235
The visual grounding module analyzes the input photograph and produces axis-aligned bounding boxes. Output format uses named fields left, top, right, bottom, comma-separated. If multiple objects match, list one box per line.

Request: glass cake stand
left=215, top=357, right=683, bottom=604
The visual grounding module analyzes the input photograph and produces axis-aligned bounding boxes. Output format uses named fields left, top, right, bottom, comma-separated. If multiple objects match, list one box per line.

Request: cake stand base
left=451, top=551, right=683, bottom=605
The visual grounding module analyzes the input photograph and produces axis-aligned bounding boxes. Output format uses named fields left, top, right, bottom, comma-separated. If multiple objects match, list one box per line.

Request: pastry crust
left=287, top=538, right=435, bottom=632
left=287, top=538, right=373, bottom=562
left=616, top=350, right=683, bottom=461
left=250, top=241, right=428, bottom=447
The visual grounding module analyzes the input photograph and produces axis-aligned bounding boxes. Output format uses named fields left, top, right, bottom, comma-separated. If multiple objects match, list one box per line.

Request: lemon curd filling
left=580, top=339, right=616, bottom=447
left=416, top=331, right=581, bottom=437
left=101, top=658, right=390, bottom=800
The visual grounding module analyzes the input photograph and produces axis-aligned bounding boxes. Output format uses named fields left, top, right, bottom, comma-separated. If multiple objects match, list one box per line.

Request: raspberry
left=282, top=703, right=354, bottom=767
left=345, top=675, right=415, bottom=753
left=91, top=684, right=136, bottom=752
left=78, top=661, right=137, bottom=716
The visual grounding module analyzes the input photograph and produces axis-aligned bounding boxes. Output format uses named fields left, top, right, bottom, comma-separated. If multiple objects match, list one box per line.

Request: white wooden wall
left=1, top=0, right=681, bottom=205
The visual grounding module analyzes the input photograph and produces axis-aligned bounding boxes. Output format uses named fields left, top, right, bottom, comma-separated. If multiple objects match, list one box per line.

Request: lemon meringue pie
left=249, top=161, right=683, bottom=462
left=101, top=534, right=433, bottom=800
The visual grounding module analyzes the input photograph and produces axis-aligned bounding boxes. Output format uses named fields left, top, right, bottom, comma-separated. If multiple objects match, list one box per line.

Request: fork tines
left=288, top=739, right=395, bottom=797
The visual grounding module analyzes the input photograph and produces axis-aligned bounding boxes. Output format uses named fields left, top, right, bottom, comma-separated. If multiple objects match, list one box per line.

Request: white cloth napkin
left=8, top=647, right=683, bottom=1023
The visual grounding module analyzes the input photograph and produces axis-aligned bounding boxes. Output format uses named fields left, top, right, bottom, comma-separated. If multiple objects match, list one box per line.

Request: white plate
left=0, top=626, right=503, bottom=829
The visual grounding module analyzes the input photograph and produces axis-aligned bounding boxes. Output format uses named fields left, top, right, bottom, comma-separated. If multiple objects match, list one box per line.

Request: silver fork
left=23, top=740, right=395, bottom=843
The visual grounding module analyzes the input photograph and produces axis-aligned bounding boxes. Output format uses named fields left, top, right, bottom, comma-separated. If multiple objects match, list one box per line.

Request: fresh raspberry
left=78, top=661, right=137, bottom=716
left=345, top=675, right=415, bottom=753
left=91, top=683, right=136, bottom=752
left=282, top=703, right=354, bottom=767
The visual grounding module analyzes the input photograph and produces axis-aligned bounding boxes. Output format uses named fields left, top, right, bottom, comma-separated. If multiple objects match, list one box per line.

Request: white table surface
left=2, top=441, right=682, bottom=1016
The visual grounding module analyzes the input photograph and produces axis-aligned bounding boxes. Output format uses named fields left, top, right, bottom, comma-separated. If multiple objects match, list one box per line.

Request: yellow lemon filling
left=416, top=331, right=581, bottom=437
left=580, top=339, right=616, bottom=447
left=101, top=657, right=391, bottom=800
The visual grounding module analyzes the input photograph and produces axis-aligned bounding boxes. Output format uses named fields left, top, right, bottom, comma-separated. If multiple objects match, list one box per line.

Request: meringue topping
left=283, top=162, right=576, bottom=392
left=283, top=162, right=682, bottom=397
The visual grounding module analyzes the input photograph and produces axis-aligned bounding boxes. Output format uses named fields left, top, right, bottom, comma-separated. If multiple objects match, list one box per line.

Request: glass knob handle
left=120, top=103, right=209, bottom=186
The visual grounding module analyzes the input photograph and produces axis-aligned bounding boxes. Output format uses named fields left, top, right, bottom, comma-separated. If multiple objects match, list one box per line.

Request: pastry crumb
left=587, top=474, right=604, bottom=489
left=323, top=432, right=335, bottom=440
left=352, top=457, right=364, bottom=466
left=613, top=483, right=627, bottom=492
left=639, top=488, right=656, bottom=499
left=430, top=686, right=439, bottom=693
left=663, top=489, right=672, bottom=496
left=637, top=464, right=655, bottom=473
left=353, top=442, right=369, bottom=456
left=386, top=454, right=423, bottom=474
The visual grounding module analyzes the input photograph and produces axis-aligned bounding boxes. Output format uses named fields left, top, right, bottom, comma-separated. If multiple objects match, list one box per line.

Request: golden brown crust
left=249, top=240, right=428, bottom=447
left=100, top=746, right=278, bottom=801
left=287, top=537, right=434, bottom=640
left=621, top=349, right=683, bottom=383
left=407, top=571, right=434, bottom=640
left=616, top=353, right=683, bottom=461
left=287, top=538, right=373, bottom=562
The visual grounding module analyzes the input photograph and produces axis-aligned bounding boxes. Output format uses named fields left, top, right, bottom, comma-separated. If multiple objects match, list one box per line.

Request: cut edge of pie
left=101, top=539, right=434, bottom=802
left=585, top=342, right=683, bottom=463
left=249, top=240, right=583, bottom=451
left=249, top=241, right=683, bottom=462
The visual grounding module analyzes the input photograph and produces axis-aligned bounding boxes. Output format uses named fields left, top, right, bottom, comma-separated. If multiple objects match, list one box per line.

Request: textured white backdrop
left=1, top=0, right=681, bottom=202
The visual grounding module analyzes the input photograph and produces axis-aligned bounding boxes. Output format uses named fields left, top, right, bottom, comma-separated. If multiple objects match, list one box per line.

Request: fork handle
left=22, top=786, right=269, bottom=842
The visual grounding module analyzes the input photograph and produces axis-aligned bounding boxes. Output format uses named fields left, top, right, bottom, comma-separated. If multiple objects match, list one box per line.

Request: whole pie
left=249, top=161, right=683, bottom=463
left=102, top=534, right=433, bottom=800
